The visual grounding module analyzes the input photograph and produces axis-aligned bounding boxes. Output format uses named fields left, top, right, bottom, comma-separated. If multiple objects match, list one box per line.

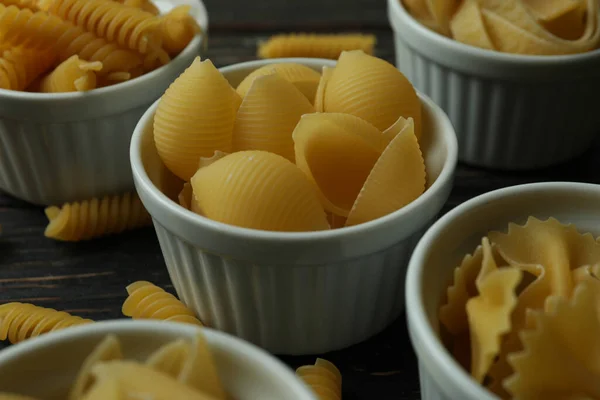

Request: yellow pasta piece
left=118, top=0, right=159, bottom=15
left=69, top=335, right=123, bottom=400
left=160, top=5, right=201, bottom=56
left=345, top=117, right=425, bottom=227
left=39, top=55, right=102, bottom=93
left=0, top=0, right=41, bottom=10
left=504, top=278, right=600, bottom=399
left=425, top=0, right=460, bottom=36
left=0, top=47, right=55, bottom=91
left=0, top=394, right=40, bottom=400
left=532, top=0, right=587, bottom=40
left=43, top=0, right=162, bottom=54
left=153, top=57, right=240, bottom=181
left=323, top=50, right=422, bottom=137
left=121, top=281, right=203, bottom=325
left=146, top=339, right=189, bottom=378
left=178, top=333, right=227, bottom=399
left=79, top=378, right=122, bottom=400
left=190, top=151, right=330, bottom=232
left=235, top=62, right=322, bottom=104
left=44, top=192, right=151, bottom=242
left=232, top=73, right=314, bottom=162
left=314, top=66, right=333, bottom=112
left=0, top=302, right=94, bottom=344
left=449, top=0, right=495, bottom=50
left=296, top=358, right=342, bottom=400
left=258, top=33, right=376, bottom=60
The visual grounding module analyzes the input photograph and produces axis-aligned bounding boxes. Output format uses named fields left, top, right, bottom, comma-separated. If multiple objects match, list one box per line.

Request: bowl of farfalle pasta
left=406, top=181, right=600, bottom=400
left=0, top=0, right=208, bottom=206
left=388, top=0, right=600, bottom=171
left=0, top=319, right=317, bottom=400
left=130, top=52, right=458, bottom=355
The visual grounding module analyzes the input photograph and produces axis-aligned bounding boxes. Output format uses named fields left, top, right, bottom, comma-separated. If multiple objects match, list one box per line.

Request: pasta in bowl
left=130, top=57, right=458, bottom=355
left=0, top=0, right=208, bottom=206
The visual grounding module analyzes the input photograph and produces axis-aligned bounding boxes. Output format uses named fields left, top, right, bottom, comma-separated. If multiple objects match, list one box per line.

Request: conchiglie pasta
left=232, top=73, right=314, bottom=162
left=323, top=50, right=422, bottom=138
left=314, top=66, right=333, bottom=112
left=258, top=33, right=376, bottom=60
left=190, top=151, right=330, bottom=232
left=154, top=57, right=240, bottom=181
left=235, top=62, right=322, bottom=103
left=39, top=55, right=102, bottom=92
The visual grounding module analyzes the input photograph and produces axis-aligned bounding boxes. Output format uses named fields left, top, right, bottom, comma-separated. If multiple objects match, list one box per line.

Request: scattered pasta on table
left=258, top=33, right=376, bottom=59
left=296, top=358, right=342, bottom=400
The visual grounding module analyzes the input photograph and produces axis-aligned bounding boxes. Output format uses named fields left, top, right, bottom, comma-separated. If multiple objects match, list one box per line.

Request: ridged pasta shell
left=153, top=57, right=240, bottom=181
left=323, top=50, right=422, bottom=139
left=345, top=118, right=425, bottom=227
left=232, top=74, right=314, bottom=162
left=292, top=113, right=383, bottom=217
left=190, top=151, right=329, bottom=232
left=235, top=63, right=322, bottom=103
left=314, top=66, right=333, bottom=112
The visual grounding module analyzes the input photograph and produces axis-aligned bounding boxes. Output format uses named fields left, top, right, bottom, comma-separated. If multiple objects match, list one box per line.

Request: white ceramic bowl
left=406, top=181, right=600, bottom=400
left=130, top=57, right=458, bottom=355
left=0, top=0, right=209, bottom=206
left=388, top=0, right=600, bottom=170
left=0, top=320, right=316, bottom=400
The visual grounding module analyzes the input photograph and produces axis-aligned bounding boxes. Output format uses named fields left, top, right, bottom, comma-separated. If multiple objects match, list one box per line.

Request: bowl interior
left=0, top=320, right=314, bottom=400
left=408, top=182, right=600, bottom=398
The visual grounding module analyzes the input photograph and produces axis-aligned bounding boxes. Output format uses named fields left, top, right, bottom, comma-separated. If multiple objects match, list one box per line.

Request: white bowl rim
left=405, top=181, right=600, bottom=399
left=0, top=319, right=314, bottom=398
left=0, top=0, right=209, bottom=102
left=389, top=0, right=600, bottom=65
left=130, top=60, right=459, bottom=242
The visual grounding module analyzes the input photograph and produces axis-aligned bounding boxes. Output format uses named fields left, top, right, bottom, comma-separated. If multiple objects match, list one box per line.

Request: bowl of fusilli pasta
left=0, top=0, right=208, bottom=206
left=0, top=319, right=316, bottom=399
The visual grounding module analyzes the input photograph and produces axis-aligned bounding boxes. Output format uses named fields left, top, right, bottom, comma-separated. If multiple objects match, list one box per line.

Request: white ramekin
left=0, top=0, right=208, bottom=206
left=388, top=0, right=600, bottom=170
left=0, top=320, right=316, bottom=399
left=131, top=57, right=458, bottom=355
left=406, top=181, right=600, bottom=400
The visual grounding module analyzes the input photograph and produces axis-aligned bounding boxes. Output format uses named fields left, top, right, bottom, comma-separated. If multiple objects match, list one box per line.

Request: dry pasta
left=258, top=33, right=377, bottom=59
left=0, top=0, right=41, bottom=11
left=38, top=55, right=102, bottom=92
left=296, top=358, right=342, bottom=400
left=117, top=0, right=159, bottom=15
left=0, top=302, right=94, bottom=344
left=122, top=281, right=203, bottom=326
left=160, top=5, right=201, bottom=56
left=44, top=191, right=152, bottom=242
left=0, top=47, right=55, bottom=90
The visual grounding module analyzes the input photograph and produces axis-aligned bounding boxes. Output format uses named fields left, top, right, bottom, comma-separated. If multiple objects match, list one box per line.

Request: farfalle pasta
left=258, top=33, right=377, bottom=59
left=152, top=51, right=427, bottom=232
left=0, top=332, right=228, bottom=400
left=0, top=0, right=200, bottom=92
left=402, top=0, right=600, bottom=55
left=296, top=358, right=343, bottom=400
left=438, top=216, right=600, bottom=399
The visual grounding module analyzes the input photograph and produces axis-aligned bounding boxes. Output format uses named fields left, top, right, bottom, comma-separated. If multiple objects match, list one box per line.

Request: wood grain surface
left=1, top=0, right=600, bottom=399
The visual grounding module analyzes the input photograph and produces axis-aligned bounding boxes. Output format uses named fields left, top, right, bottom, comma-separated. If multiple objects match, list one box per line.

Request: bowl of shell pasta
left=406, top=181, right=600, bottom=400
left=0, top=320, right=316, bottom=400
left=0, top=0, right=208, bottom=206
left=130, top=52, right=458, bottom=355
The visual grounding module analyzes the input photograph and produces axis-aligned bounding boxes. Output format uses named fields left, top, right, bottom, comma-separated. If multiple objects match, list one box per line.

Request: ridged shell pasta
left=235, top=62, right=322, bottom=103
left=323, top=50, right=422, bottom=138
left=154, top=57, right=240, bottom=181
left=190, top=151, right=330, bottom=232
left=232, top=73, right=314, bottom=162
left=0, top=302, right=94, bottom=344
left=258, top=33, right=376, bottom=60
left=122, top=281, right=203, bottom=326
left=44, top=192, right=152, bottom=242
left=39, top=55, right=102, bottom=92
left=296, top=358, right=343, bottom=400
left=314, top=66, right=333, bottom=112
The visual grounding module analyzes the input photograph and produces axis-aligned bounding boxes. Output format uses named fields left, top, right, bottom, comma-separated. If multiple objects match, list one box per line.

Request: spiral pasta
left=0, top=302, right=94, bottom=344
left=258, top=33, right=377, bottom=59
left=117, top=0, right=159, bottom=15
left=160, top=5, right=201, bottom=56
left=296, top=358, right=342, bottom=400
left=121, top=281, right=203, bottom=326
left=43, top=0, right=162, bottom=55
left=0, top=48, right=55, bottom=90
left=0, top=0, right=41, bottom=11
left=43, top=191, right=152, bottom=242
left=39, top=55, right=102, bottom=92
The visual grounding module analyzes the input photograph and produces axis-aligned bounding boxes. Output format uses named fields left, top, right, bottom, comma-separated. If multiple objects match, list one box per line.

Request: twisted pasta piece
left=0, top=5, right=144, bottom=76
left=160, top=5, right=201, bottom=56
left=44, top=192, right=152, bottom=242
left=122, top=281, right=203, bottom=326
left=43, top=0, right=162, bottom=54
left=39, top=55, right=102, bottom=92
left=0, top=0, right=41, bottom=10
left=0, top=302, right=94, bottom=344
left=0, top=48, right=55, bottom=90
left=296, top=359, right=342, bottom=400
left=118, top=0, right=159, bottom=15
left=258, top=33, right=377, bottom=59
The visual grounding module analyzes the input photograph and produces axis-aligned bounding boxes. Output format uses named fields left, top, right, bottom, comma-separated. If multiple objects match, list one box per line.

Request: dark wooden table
left=2, top=0, right=600, bottom=398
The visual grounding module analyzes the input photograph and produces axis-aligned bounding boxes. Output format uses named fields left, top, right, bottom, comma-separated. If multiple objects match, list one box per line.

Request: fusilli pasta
left=258, top=33, right=376, bottom=59
left=0, top=48, right=55, bottom=90
left=160, top=5, right=201, bottom=56
left=39, top=55, right=102, bottom=92
left=296, top=358, right=342, bottom=400
left=0, top=302, right=94, bottom=344
left=44, top=191, right=152, bottom=242
left=122, top=281, right=203, bottom=326
left=118, top=0, right=159, bottom=15
left=0, top=0, right=40, bottom=11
